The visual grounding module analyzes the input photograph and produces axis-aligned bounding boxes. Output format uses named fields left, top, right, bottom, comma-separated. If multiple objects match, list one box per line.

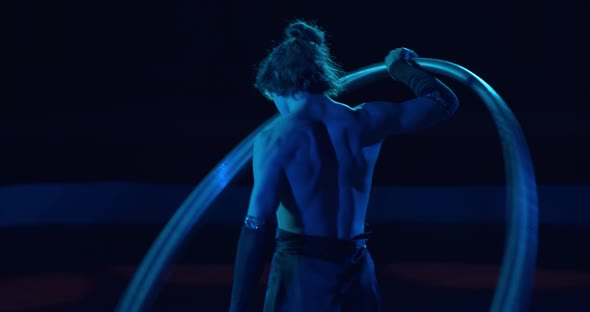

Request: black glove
left=229, top=224, right=268, bottom=312
left=383, top=47, right=459, bottom=116
left=384, top=47, right=420, bottom=81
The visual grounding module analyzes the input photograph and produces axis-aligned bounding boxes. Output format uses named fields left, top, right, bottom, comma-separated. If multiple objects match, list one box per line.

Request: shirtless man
left=229, top=19, right=459, bottom=312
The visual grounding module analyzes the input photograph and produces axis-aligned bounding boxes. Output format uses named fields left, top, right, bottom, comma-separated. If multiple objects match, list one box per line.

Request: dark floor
left=1, top=223, right=590, bottom=311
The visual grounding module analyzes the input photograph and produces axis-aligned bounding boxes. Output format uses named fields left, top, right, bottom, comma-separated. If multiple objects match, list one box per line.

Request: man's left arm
left=229, top=131, right=287, bottom=312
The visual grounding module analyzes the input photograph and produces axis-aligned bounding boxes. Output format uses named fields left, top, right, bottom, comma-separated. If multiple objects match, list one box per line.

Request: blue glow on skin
left=116, top=59, right=539, bottom=312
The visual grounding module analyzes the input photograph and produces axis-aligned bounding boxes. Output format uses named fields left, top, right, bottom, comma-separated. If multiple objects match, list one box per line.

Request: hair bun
left=285, top=20, right=325, bottom=45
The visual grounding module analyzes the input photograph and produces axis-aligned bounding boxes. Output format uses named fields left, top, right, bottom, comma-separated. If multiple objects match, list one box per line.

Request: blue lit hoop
left=116, top=58, right=539, bottom=312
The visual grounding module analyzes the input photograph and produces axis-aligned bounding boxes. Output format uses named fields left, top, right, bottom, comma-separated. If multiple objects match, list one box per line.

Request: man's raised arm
left=357, top=48, right=459, bottom=146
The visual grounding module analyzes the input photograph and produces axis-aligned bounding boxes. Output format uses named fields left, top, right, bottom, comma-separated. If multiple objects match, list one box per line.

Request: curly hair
left=254, top=19, right=344, bottom=99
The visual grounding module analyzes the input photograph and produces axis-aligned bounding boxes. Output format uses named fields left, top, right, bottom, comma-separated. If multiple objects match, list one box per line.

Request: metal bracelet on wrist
left=244, top=216, right=266, bottom=230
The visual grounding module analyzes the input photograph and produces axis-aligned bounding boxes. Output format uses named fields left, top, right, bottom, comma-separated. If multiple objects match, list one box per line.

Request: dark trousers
left=263, top=229, right=381, bottom=312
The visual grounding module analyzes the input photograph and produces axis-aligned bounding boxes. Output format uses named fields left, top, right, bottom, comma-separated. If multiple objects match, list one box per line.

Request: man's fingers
left=386, top=48, right=419, bottom=65
left=401, top=49, right=419, bottom=61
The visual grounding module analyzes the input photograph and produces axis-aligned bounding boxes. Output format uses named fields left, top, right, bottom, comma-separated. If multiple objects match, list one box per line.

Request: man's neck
left=289, top=94, right=329, bottom=120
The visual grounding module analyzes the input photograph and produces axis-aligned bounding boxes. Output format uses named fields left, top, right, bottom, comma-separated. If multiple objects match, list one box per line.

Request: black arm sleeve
left=388, top=60, right=460, bottom=117
left=229, top=225, right=268, bottom=312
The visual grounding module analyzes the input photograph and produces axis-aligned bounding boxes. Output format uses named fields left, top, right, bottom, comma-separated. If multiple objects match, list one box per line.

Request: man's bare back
left=230, top=19, right=460, bottom=311
left=268, top=102, right=382, bottom=239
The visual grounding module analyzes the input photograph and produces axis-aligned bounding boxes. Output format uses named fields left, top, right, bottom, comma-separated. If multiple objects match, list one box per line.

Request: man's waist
left=274, top=227, right=370, bottom=263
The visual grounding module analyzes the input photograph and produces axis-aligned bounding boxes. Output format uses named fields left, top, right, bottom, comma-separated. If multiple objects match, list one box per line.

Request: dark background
left=1, top=0, right=588, bottom=311
left=2, top=0, right=586, bottom=187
